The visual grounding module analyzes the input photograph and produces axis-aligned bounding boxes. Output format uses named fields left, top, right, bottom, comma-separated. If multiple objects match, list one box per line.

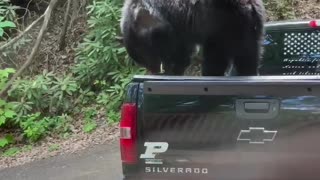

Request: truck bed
left=132, top=76, right=320, bottom=180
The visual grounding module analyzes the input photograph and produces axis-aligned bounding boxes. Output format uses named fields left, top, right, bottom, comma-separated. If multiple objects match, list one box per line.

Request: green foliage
left=0, top=0, right=18, bottom=23
left=83, top=121, right=97, bottom=133
left=2, top=147, right=20, bottom=157
left=0, top=0, right=18, bottom=39
left=0, top=138, right=9, bottom=148
left=0, top=16, right=16, bottom=37
left=50, top=74, right=79, bottom=113
left=83, top=108, right=97, bottom=133
left=0, top=68, right=16, bottom=126
left=48, top=144, right=60, bottom=152
left=73, top=0, right=126, bottom=85
left=0, top=0, right=31, bottom=61
left=0, top=68, right=15, bottom=90
left=19, top=113, right=72, bottom=142
left=76, top=88, right=96, bottom=106
left=107, top=110, right=120, bottom=124
left=0, top=99, right=16, bottom=126
left=264, top=0, right=296, bottom=20
left=0, top=134, right=14, bottom=148
left=46, top=114, right=73, bottom=135
left=20, top=113, right=47, bottom=142
left=9, top=71, right=79, bottom=119
left=73, top=0, right=146, bottom=115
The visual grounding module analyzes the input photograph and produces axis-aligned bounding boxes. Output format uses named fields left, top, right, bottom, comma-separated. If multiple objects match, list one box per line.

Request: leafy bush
left=0, top=0, right=18, bottom=39
left=2, top=147, right=20, bottom=157
left=73, top=0, right=127, bottom=86
left=0, top=134, right=14, bottom=148
left=46, top=114, right=73, bottom=136
left=19, top=113, right=72, bottom=142
left=0, top=68, right=16, bottom=126
left=73, top=0, right=145, bottom=117
left=0, top=68, right=15, bottom=90
left=83, top=120, right=97, bottom=133
left=0, top=0, right=18, bottom=23
left=0, top=98, right=16, bottom=126
left=9, top=71, right=79, bottom=119
left=1, top=67, right=79, bottom=146
left=0, top=16, right=16, bottom=37
left=265, top=0, right=296, bottom=20
left=83, top=108, right=97, bottom=133
left=107, top=110, right=120, bottom=124
left=20, top=113, right=48, bottom=142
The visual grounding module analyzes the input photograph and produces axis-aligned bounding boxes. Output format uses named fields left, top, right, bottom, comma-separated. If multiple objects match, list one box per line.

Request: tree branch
left=69, top=0, right=79, bottom=30
left=58, top=0, right=72, bottom=51
left=0, top=14, right=45, bottom=52
left=0, top=0, right=60, bottom=97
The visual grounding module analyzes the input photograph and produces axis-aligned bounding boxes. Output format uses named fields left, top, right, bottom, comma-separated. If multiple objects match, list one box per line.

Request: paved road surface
left=0, top=142, right=122, bottom=180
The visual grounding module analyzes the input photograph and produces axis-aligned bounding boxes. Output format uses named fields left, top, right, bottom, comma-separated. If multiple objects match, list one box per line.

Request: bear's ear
left=133, top=8, right=162, bottom=34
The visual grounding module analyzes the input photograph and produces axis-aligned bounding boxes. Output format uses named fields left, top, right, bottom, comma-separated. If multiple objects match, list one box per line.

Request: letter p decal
left=140, top=142, right=169, bottom=159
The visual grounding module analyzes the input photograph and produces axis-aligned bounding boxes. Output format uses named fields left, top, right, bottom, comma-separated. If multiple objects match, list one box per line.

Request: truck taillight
left=120, top=103, right=138, bottom=164
left=309, top=20, right=320, bottom=28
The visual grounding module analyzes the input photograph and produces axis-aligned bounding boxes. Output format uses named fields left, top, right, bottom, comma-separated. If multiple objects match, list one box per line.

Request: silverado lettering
left=145, top=167, right=209, bottom=174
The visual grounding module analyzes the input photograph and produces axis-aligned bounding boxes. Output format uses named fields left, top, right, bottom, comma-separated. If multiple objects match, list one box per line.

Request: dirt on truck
left=119, top=19, right=320, bottom=180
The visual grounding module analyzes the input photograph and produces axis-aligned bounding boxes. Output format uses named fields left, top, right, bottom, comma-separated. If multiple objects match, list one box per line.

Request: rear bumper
left=123, top=175, right=215, bottom=180
left=123, top=174, right=320, bottom=180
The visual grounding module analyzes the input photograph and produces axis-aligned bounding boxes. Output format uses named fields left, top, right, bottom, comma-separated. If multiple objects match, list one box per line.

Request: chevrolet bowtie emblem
left=237, top=127, right=277, bottom=144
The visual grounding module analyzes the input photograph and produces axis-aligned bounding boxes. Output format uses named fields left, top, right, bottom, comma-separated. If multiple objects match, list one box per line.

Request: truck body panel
left=135, top=79, right=320, bottom=180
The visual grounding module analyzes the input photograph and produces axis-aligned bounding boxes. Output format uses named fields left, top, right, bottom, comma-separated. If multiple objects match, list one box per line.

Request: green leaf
left=83, top=122, right=97, bottom=133
left=0, top=21, right=16, bottom=28
left=0, top=135, right=15, bottom=148
left=0, top=138, right=9, bottom=148
left=116, top=47, right=126, bottom=54
left=0, top=99, right=5, bottom=106
left=4, top=134, right=15, bottom=144
left=61, top=85, right=67, bottom=91
left=4, top=110, right=16, bottom=118
left=5, top=102, right=14, bottom=109
left=5, top=68, right=16, bottom=74
left=0, top=28, right=4, bottom=37
left=107, top=71, right=118, bottom=76
left=0, top=116, right=5, bottom=126
left=3, top=147, right=20, bottom=157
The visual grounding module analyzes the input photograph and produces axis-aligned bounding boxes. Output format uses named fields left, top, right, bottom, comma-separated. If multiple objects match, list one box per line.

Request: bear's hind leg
left=201, top=41, right=230, bottom=76
left=233, top=39, right=261, bottom=76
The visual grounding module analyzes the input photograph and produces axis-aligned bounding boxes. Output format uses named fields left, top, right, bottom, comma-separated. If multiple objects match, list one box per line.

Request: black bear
left=120, top=0, right=266, bottom=76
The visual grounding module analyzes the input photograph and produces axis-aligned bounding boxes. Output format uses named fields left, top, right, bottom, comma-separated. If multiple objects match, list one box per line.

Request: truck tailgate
left=136, top=78, right=320, bottom=180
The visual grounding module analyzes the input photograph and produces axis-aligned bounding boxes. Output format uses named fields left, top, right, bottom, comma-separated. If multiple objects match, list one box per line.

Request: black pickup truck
left=119, top=19, right=320, bottom=180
